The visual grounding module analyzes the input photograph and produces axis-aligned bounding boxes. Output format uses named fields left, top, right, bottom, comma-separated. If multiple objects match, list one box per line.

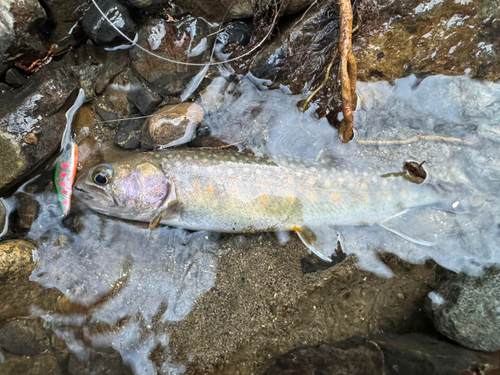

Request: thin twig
left=301, top=53, right=336, bottom=112
left=356, top=135, right=471, bottom=145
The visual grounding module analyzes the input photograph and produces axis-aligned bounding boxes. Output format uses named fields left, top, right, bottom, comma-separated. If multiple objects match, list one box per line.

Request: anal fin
left=294, top=226, right=340, bottom=262
left=378, top=207, right=458, bottom=246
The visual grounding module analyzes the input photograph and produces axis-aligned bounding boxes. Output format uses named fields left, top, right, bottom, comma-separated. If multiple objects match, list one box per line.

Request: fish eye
left=92, top=164, right=114, bottom=185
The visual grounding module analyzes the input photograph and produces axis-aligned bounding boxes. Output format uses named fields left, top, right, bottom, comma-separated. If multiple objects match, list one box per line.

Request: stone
left=130, top=17, right=212, bottom=97
left=0, top=351, right=63, bottom=375
left=125, top=0, right=167, bottom=8
left=38, top=0, right=88, bottom=42
left=0, top=199, right=6, bottom=235
left=0, top=240, right=61, bottom=320
left=85, top=44, right=129, bottom=94
left=127, top=80, right=162, bottom=115
left=264, top=337, right=385, bottom=375
left=81, top=0, right=137, bottom=46
left=372, top=333, right=499, bottom=375
left=0, top=66, right=79, bottom=190
left=0, top=83, right=11, bottom=92
left=265, top=334, right=500, bottom=375
left=354, top=0, right=500, bottom=81
left=67, top=348, right=133, bottom=375
left=5, top=68, right=27, bottom=88
left=115, top=115, right=144, bottom=149
left=427, top=267, right=500, bottom=351
left=0, top=317, right=50, bottom=357
left=71, top=64, right=101, bottom=100
left=172, top=0, right=316, bottom=21
left=141, top=102, right=203, bottom=149
left=0, top=0, right=46, bottom=63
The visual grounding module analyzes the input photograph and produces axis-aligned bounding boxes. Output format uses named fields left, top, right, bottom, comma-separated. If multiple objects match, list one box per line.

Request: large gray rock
left=38, top=0, right=87, bottom=41
left=427, top=267, right=500, bottom=351
left=0, top=66, right=79, bottom=190
left=0, top=0, right=46, bottom=62
left=0, top=351, right=62, bottom=375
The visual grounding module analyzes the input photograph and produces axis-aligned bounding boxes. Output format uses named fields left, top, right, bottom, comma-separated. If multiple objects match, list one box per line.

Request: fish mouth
left=73, top=182, right=116, bottom=207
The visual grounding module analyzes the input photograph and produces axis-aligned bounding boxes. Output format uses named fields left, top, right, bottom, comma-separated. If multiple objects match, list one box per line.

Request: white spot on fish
left=453, top=201, right=460, bottom=208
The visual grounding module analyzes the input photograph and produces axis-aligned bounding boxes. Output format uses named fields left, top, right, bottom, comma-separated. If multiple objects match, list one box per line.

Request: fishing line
left=89, top=0, right=279, bottom=67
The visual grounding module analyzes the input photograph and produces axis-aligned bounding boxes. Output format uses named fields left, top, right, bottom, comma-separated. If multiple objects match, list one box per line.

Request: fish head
left=74, top=160, right=172, bottom=219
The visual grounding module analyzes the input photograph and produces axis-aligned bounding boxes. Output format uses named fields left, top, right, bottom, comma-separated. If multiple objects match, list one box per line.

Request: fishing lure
left=55, top=88, right=85, bottom=216
left=55, top=142, right=78, bottom=216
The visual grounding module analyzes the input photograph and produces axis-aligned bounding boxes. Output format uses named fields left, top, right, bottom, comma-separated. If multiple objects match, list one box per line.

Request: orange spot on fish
left=194, top=181, right=200, bottom=188
left=231, top=188, right=238, bottom=194
left=287, top=178, right=294, bottom=184
left=207, top=187, right=214, bottom=193
left=308, top=179, right=315, bottom=185
left=333, top=194, right=339, bottom=201
left=364, top=196, right=370, bottom=202
left=262, top=195, right=268, bottom=201
left=298, top=188, right=305, bottom=193
left=361, top=183, right=367, bottom=189
left=401, top=190, right=407, bottom=197
left=310, top=194, right=317, bottom=201
left=289, top=196, right=297, bottom=202
left=351, top=196, right=356, bottom=201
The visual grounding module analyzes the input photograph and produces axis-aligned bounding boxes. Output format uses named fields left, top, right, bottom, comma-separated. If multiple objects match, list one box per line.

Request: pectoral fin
left=294, top=226, right=340, bottom=261
left=149, top=200, right=180, bottom=228
left=378, top=207, right=457, bottom=246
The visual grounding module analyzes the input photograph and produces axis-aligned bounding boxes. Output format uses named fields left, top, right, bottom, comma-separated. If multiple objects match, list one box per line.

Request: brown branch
left=338, top=0, right=357, bottom=143
left=301, top=53, right=336, bottom=112
left=15, top=44, right=57, bottom=74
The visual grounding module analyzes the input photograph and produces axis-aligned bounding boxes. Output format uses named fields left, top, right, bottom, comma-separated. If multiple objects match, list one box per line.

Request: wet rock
left=16, top=193, right=38, bottom=230
left=0, top=0, right=46, bottom=63
left=141, top=102, right=203, bottom=149
left=355, top=0, right=500, bottom=81
left=115, top=115, right=144, bottom=149
left=0, top=83, right=11, bottom=92
left=0, top=66, right=79, bottom=190
left=372, top=333, right=499, bottom=375
left=264, top=337, right=385, bottom=375
left=0, top=317, right=50, bottom=357
left=248, top=0, right=343, bottom=104
left=130, top=17, right=212, bottom=97
left=86, top=45, right=129, bottom=94
left=265, top=334, right=500, bottom=375
left=126, top=0, right=167, bottom=8
left=427, top=267, right=500, bottom=351
left=5, top=68, right=27, bottom=88
left=127, top=79, right=162, bottom=115
left=223, top=21, right=254, bottom=46
left=67, top=348, right=133, bottom=375
left=0, top=240, right=61, bottom=320
left=0, top=200, right=6, bottom=235
left=0, top=351, right=63, bottom=375
left=71, top=64, right=101, bottom=100
left=81, top=0, right=137, bottom=46
left=39, top=0, right=88, bottom=42
left=173, top=0, right=316, bottom=21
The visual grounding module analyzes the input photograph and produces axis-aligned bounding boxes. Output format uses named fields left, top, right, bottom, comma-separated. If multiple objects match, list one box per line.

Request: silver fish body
left=74, top=148, right=452, bottom=260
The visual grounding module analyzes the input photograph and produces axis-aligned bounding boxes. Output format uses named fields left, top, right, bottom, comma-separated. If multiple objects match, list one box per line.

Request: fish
left=74, top=148, right=463, bottom=261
